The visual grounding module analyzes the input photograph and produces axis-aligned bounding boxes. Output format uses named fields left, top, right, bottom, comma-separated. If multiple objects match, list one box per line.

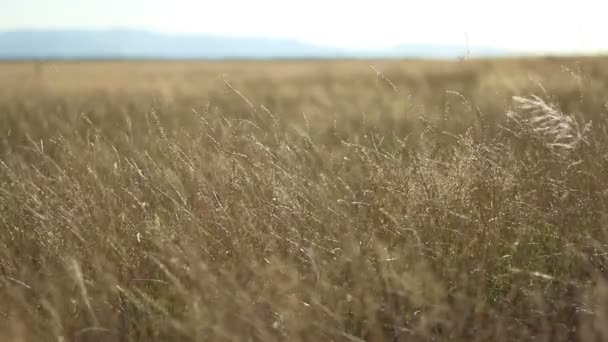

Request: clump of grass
left=507, top=95, right=592, bottom=152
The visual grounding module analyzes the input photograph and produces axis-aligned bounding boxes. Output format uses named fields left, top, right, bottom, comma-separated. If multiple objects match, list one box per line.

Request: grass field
left=1, top=57, right=608, bottom=341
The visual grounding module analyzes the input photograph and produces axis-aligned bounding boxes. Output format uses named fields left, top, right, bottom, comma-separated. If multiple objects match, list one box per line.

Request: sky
left=1, top=0, right=607, bottom=53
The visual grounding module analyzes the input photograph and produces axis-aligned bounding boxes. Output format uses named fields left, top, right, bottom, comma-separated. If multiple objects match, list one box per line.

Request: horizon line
left=1, top=29, right=607, bottom=56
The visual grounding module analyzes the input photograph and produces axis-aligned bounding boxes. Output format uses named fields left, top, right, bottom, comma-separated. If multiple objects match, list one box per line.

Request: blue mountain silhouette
left=0, top=30, right=502, bottom=59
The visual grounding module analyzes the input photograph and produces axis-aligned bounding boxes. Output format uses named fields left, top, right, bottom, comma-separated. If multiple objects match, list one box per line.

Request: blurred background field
left=3, top=57, right=608, bottom=140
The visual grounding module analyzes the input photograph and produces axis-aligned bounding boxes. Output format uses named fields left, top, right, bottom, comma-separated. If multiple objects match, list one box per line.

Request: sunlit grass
left=1, top=57, right=608, bottom=341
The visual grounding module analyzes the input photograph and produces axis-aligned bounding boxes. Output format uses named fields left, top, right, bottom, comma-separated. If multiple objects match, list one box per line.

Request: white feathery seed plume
left=507, top=95, right=591, bottom=152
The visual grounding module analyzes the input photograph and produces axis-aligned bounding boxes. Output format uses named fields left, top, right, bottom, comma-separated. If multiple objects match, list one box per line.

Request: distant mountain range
left=0, top=30, right=504, bottom=60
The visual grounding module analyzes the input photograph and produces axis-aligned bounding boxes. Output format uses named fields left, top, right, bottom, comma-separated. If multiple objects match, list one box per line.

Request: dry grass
left=1, top=57, right=608, bottom=341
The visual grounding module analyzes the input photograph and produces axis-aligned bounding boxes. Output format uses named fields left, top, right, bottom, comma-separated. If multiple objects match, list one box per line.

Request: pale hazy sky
left=2, top=0, right=607, bottom=53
